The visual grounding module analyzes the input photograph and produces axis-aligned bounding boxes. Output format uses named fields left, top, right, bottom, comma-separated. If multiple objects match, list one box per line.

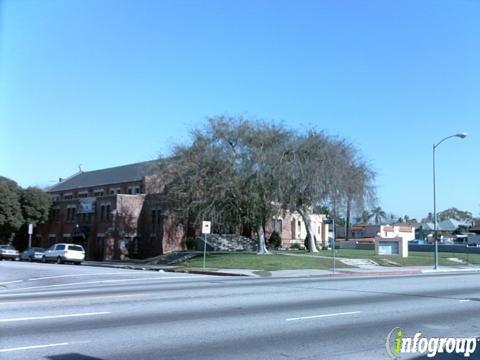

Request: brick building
left=36, top=160, right=185, bottom=260
left=35, top=160, right=329, bottom=260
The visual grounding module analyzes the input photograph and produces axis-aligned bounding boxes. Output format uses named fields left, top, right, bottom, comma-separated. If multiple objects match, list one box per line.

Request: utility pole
left=28, top=224, right=33, bottom=248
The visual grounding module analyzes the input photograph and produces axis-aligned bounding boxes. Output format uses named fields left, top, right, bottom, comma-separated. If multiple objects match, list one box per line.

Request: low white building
left=267, top=211, right=329, bottom=249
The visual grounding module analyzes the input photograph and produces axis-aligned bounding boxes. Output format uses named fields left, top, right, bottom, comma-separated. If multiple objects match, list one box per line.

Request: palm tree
left=356, top=210, right=373, bottom=224
left=371, top=207, right=386, bottom=225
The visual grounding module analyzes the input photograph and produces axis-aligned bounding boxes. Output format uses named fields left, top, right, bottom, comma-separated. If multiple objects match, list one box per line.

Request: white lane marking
left=460, top=299, right=471, bottom=302
left=0, top=342, right=70, bottom=353
left=0, top=280, right=23, bottom=285
left=0, top=293, right=146, bottom=305
left=286, top=311, right=361, bottom=321
left=28, top=272, right=149, bottom=281
left=0, top=311, right=111, bottom=323
left=0, top=275, right=212, bottom=293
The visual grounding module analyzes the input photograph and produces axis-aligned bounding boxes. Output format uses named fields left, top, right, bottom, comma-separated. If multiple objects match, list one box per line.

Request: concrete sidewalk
left=82, top=260, right=480, bottom=278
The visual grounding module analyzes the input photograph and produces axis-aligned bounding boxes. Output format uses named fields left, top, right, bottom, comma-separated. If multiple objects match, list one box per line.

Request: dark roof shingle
left=47, top=160, right=161, bottom=192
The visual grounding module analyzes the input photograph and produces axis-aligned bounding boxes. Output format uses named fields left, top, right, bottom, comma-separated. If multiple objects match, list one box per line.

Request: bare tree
left=160, top=116, right=290, bottom=254
left=159, top=117, right=375, bottom=255
left=277, top=132, right=375, bottom=251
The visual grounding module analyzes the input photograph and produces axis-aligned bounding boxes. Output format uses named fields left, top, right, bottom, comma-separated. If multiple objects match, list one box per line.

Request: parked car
left=20, top=247, right=45, bottom=262
left=0, top=244, right=20, bottom=261
left=409, top=239, right=426, bottom=245
left=42, top=243, right=85, bottom=265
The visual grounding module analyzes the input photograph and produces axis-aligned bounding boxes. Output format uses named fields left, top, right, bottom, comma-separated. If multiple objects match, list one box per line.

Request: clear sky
left=1, top=0, right=479, bottom=220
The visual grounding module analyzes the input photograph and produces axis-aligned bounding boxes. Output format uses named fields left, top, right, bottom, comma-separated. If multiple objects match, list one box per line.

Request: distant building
left=267, top=212, right=329, bottom=249
left=422, top=219, right=472, bottom=233
left=336, top=224, right=415, bottom=243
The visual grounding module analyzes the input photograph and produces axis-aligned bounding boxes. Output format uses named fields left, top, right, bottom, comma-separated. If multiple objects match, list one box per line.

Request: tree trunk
left=257, top=224, right=270, bottom=254
left=298, top=208, right=319, bottom=253
left=345, top=198, right=351, bottom=242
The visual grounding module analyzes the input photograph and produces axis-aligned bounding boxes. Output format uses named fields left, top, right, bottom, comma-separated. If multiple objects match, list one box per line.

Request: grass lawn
left=181, top=252, right=348, bottom=271
left=180, top=249, right=480, bottom=271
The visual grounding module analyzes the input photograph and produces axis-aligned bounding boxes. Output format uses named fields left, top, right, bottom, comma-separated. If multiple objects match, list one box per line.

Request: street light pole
left=432, top=133, right=467, bottom=270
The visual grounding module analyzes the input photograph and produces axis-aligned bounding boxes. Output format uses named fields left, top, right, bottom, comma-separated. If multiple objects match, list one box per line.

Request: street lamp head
left=455, top=132, right=468, bottom=139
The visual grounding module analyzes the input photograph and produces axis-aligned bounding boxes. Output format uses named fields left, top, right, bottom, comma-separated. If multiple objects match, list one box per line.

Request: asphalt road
left=1, top=261, right=480, bottom=360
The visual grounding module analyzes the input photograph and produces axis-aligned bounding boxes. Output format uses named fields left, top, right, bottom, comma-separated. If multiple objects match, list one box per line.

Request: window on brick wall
left=100, top=205, right=105, bottom=221
left=271, top=219, right=283, bottom=234
left=106, top=204, right=111, bottom=221
left=94, top=189, right=104, bottom=197
left=51, top=207, right=60, bottom=222
left=66, top=207, right=76, bottom=222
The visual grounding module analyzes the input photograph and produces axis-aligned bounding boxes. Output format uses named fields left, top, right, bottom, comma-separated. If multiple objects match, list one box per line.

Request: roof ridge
left=47, top=159, right=162, bottom=193
left=78, top=159, right=160, bottom=175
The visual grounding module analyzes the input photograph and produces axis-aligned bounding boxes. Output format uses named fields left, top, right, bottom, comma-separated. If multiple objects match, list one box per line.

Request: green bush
left=186, top=237, right=197, bottom=250
left=290, top=242, right=304, bottom=250
left=268, top=231, right=282, bottom=250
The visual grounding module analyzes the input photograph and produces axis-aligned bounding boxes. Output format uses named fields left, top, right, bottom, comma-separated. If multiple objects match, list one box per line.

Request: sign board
left=28, top=224, right=33, bottom=235
left=378, top=241, right=399, bottom=256
left=77, top=198, right=96, bottom=214
left=202, top=221, right=211, bottom=234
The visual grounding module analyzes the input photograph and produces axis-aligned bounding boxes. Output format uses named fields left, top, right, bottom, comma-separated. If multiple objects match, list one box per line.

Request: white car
left=42, top=243, right=85, bottom=265
left=0, top=245, right=20, bottom=261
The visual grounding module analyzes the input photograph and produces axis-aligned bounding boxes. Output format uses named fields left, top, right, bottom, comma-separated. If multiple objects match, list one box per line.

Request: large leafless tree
left=159, top=116, right=376, bottom=254
left=160, top=117, right=290, bottom=254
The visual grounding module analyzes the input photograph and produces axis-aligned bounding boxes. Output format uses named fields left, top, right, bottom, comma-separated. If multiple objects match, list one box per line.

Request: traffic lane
left=3, top=265, right=480, bottom=296
left=3, top=258, right=480, bottom=294
left=3, top=281, right=479, bottom=340
left=2, top=271, right=480, bottom=313
left=2, top=273, right=480, bottom=349
left=1, top=286, right=480, bottom=360
left=0, top=261, right=208, bottom=290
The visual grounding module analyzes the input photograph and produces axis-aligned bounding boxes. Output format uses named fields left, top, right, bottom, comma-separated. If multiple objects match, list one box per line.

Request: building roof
left=47, top=160, right=161, bottom=192
left=421, top=219, right=472, bottom=231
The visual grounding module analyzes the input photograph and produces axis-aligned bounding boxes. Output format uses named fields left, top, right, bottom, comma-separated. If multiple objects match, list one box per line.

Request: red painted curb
left=335, top=270, right=422, bottom=277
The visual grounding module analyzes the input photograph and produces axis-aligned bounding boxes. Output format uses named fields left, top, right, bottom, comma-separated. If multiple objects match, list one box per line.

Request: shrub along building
left=37, top=161, right=329, bottom=260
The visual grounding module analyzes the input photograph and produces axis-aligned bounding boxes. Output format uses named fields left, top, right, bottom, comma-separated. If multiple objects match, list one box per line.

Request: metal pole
left=203, top=233, right=207, bottom=270
left=433, top=144, right=438, bottom=270
left=431, top=132, right=467, bottom=269
left=28, top=233, right=32, bottom=249
left=333, top=219, right=336, bottom=274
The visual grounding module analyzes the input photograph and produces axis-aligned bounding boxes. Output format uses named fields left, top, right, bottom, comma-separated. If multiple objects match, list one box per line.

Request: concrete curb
left=422, top=268, right=480, bottom=274
left=335, top=269, right=422, bottom=277
left=163, top=269, right=249, bottom=277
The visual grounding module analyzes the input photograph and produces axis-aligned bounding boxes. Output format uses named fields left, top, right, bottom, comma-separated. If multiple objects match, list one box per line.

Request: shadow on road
left=412, top=352, right=480, bottom=359
left=47, top=354, right=104, bottom=360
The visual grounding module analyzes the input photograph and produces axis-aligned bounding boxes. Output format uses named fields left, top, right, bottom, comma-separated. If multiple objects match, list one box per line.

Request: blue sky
left=1, top=0, right=479, bottom=220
